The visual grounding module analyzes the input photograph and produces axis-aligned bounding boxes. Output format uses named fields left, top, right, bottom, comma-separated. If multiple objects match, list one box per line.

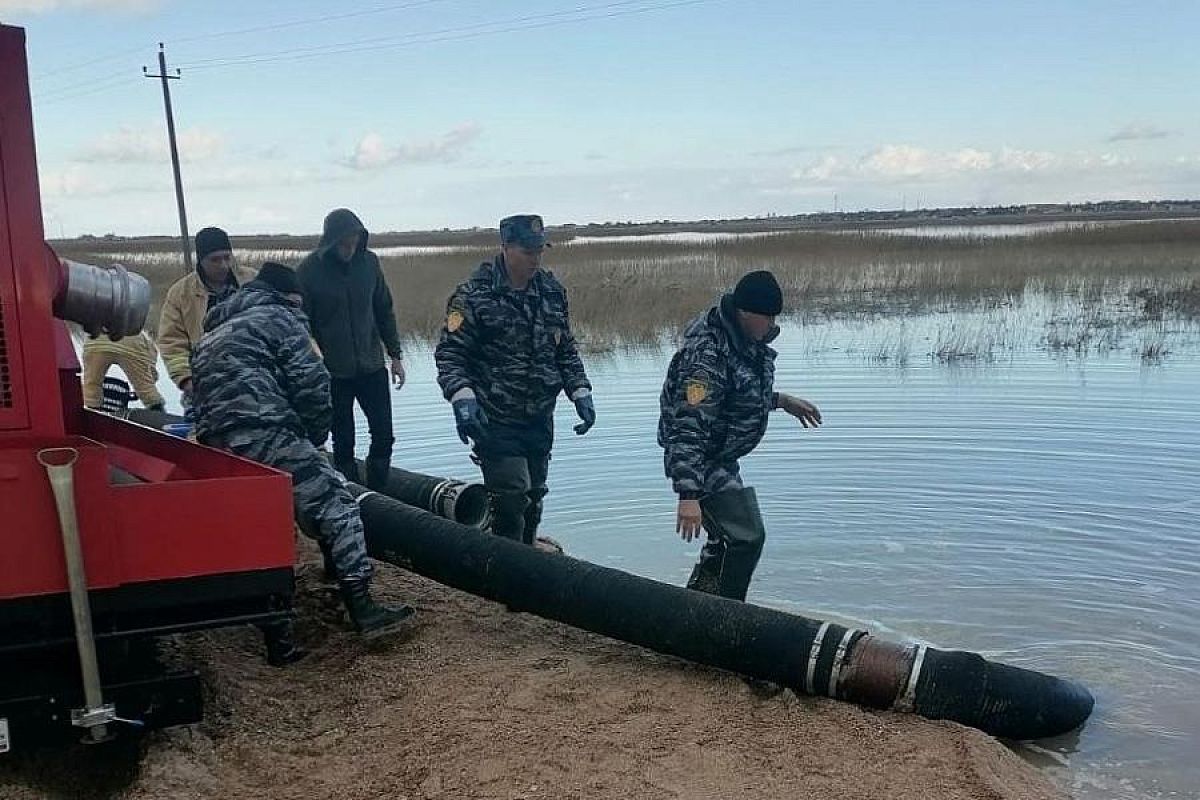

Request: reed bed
left=54, top=220, right=1200, bottom=359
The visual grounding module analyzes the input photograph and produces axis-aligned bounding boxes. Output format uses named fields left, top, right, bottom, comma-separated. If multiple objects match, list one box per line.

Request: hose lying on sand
left=350, top=482, right=1094, bottom=741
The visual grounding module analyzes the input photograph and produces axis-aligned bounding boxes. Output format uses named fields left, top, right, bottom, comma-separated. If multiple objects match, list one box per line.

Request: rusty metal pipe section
left=52, top=253, right=150, bottom=339
left=352, top=484, right=1094, bottom=740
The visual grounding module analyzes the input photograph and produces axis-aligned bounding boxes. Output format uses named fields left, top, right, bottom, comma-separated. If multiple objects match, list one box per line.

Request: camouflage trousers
left=205, top=427, right=372, bottom=581
left=479, top=453, right=550, bottom=545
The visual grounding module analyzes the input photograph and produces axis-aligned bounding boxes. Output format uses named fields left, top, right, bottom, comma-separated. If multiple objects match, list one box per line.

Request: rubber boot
left=685, top=553, right=723, bottom=595
left=339, top=578, right=415, bottom=640
left=365, top=455, right=391, bottom=492
left=522, top=489, right=548, bottom=546
left=319, top=539, right=338, bottom=584
left=697, top=487, right=767, bottom=602
left=260, top=619, right=307, bottom=667
left=487, top=491, right=528, bottom=543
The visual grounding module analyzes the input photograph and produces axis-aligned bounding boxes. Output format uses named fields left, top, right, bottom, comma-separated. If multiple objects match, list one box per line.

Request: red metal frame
left=0, top=22, right=294, bottom=605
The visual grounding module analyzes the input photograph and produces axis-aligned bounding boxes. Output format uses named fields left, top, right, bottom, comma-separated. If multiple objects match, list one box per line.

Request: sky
left=2, top=0, right=1198, bottom=237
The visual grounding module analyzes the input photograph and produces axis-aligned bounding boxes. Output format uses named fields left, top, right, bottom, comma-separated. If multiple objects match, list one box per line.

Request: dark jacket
left=296, top=209, right=404, bottom=380
left=191, top=282, right=332, bottom=446
left=658, top=294, right=778, bottom=498
left=434, top=255, right=591, bottom=428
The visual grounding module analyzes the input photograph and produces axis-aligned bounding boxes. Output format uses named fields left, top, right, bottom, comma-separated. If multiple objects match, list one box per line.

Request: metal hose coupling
left=51, top=251, right=150, bottom=339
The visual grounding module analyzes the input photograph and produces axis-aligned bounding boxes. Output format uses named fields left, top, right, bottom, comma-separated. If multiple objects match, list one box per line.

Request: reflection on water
left=134, top=314, right=1198, bottom=800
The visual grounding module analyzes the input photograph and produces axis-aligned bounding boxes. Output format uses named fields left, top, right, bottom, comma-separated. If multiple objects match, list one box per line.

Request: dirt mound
left=1, top=547, right=1065, bottom=800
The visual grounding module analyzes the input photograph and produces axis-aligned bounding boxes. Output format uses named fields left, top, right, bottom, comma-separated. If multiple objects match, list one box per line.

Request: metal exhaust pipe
left=351, top=484, right=1094, bottom=740
left=36, top=447, right=117, bottom=743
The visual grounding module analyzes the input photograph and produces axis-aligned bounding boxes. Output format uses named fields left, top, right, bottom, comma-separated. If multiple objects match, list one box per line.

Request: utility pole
left=144, top=43, right=191, bottom=274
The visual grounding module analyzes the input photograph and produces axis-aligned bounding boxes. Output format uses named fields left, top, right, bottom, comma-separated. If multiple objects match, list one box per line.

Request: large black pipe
left=351, top=483, right=1094, bottom=740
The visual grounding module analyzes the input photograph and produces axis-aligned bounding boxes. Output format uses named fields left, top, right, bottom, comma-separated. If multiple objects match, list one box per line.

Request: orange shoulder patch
left=685, top=379, right=708, bottom=406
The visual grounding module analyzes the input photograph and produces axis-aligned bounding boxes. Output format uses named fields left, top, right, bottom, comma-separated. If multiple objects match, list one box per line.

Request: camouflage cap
left=499, top=214, right=551, bottom=248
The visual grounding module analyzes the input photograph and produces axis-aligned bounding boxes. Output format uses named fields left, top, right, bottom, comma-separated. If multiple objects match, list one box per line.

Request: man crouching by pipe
left=658, top=270, right=821, bottom=602
left=191, top=262, right=416, bottom=660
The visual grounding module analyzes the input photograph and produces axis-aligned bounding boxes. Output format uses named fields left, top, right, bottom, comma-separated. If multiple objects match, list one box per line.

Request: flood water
left=130, top=304, right=1200, bottom=799
left=356, top=319, right=1199, bottom=800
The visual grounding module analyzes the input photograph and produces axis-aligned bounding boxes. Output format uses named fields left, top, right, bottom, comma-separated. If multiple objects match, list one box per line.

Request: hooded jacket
left=191, top=283, right=332, bottom=446
left=658, top=294, right=778, bottom=498
left=434, top=255, right=591, bottom=428
left=295, top=209, right=404, bottom=379
left=157, top=262, right=256, bottom=387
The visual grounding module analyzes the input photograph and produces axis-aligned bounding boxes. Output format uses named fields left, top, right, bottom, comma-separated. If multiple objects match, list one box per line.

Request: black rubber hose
left=350, top=483, right=1094, bottom=740
left=353, top=461, right=488, bottom=527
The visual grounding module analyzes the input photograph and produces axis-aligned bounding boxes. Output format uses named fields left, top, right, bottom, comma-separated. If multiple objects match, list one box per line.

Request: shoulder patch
left=446, top=310, right=465, bottom=333
left=685, top=379, right=709, bottom=406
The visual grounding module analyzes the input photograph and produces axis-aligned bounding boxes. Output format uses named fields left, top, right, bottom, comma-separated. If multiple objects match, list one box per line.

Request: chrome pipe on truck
left=51, top=253, right=150, bottom=339
left=350, top=484, right=1094, bottom=740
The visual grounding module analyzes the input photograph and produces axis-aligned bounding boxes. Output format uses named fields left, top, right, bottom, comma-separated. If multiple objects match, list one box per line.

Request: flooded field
left=80, top=220, right=1200, bottom=799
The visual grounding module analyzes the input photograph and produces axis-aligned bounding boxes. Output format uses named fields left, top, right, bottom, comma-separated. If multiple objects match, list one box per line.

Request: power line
left=178, top=0, right=715, bottom=72
left=175, top=0, right=648, bottom=68
left=33, top=67, right=131, bottom=101
left=31, top=0, right=449, bottom=85
left=35, top=45, right=151, bottom=81
left=34, top=77, right=143, bottom=107
left=171, top=0, right=455, bottom=44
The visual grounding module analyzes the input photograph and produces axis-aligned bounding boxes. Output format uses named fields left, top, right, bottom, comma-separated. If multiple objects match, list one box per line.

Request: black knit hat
left=732, top=270, right=783, bottom=316
left=255, top=262, right=302, bottom=296
left=194, top=227, right=232, bottom=262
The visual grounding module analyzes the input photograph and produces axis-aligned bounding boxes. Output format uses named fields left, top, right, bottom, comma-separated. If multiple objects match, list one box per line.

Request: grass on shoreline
left=54, top=220, right=1200, bottom=358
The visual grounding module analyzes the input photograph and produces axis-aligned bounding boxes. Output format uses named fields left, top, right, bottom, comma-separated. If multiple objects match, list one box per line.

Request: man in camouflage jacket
left=191, top=262, right=414, bottom=648
left=658, top=270, right=821, bottom=601
left=434, top=215, right=595, bottom=545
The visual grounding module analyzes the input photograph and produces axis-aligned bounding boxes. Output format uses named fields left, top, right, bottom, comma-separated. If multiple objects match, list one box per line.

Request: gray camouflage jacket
left=434, top=256, right=591, bottom=426
left=191, top=283, right=332, bottom=446
left=658, top=294, right=778, bottom=498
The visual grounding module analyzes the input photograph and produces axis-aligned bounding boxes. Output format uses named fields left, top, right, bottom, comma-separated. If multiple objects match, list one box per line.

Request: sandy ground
left=1, top=546, right=1067, bottom=800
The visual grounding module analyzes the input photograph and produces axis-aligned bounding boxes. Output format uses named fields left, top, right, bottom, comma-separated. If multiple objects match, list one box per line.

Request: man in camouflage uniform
left=191, top=262, right=415, bottom=652
left=658, top=270, right=822, bottom=602
left=434, top=215, right=595, bottom=545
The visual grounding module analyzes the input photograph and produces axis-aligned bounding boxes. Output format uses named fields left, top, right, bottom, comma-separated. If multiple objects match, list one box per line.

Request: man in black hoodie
left=297, top=209, right=405, bottom=489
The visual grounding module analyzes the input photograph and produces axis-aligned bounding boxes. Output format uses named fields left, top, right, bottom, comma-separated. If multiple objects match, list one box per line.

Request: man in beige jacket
left=81, top=329, right=165, bottom=411
left=157, top=227, right=254, bottom=405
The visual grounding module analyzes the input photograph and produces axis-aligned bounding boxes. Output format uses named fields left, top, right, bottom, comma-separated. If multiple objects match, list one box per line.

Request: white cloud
left=795, top=144, right=1070, bottom=185
left=1108, top=123, right=1173, bottom=142
left=345, top=123, right=482, bottom=170
left=76, top=125, right=225, bottom=164
left=0, top=0, right=157, bottom=12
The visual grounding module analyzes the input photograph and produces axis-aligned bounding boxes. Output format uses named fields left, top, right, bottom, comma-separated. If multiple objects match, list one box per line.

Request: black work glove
left=572, top=394, right=596, bottom=435
left=452, top=396, right=489, bottom=445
